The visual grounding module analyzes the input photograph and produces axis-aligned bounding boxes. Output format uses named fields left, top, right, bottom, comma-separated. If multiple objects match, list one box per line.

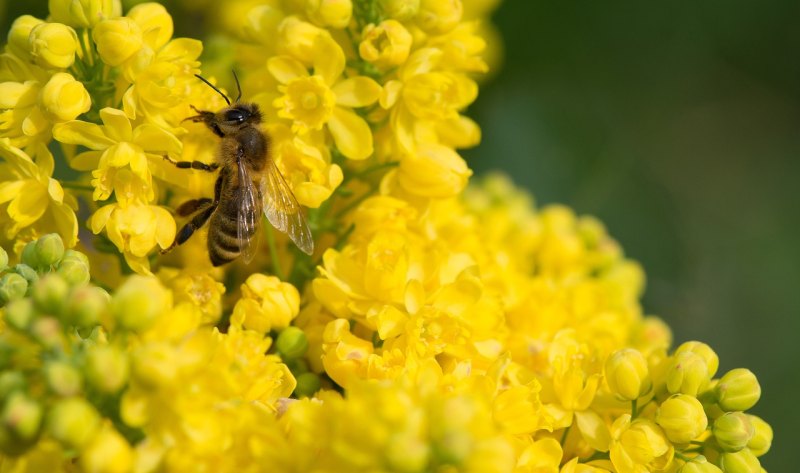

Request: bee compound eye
left=225, top=109, right=245, bottom=123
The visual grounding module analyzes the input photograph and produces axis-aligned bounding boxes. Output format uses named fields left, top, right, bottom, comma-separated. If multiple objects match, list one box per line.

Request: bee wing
left=237, top=158, right=261, bottom=264
left=261, top=159, right=314, bottom=255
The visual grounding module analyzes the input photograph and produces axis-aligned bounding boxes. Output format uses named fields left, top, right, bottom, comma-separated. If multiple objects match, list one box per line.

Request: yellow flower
left=270, top=29, right=381, bottom=159
left=604, top=348, right=652, bottom=401
left=655, top=394, right=708, bottom=445
left=394, top=141, right=471, bottom=197
left=79, top=422, right=133, bottom=473
left=127, top=2, right=174, bottom=51
left=90, top=202, right=175, bottom=274
left=28, top=22, right=79, bottom=70
left=305, top=0, right=353, bottom=29
left=231, top=274, right=301, bottom=335
left=416, top=0, right=464, bottom=34
left=48, top=0, right=122, bottom=28
left=6, top=15, right=44, bottom=61
left=359, top=20, right=413, bottom=69
left=0, top=139, right=78, bottom=249
left=53, top=107, right=182, bottom=205
left=92, top=17, right=144, bottom=67
left=610, top=415, right=674, bottom=473
left=39, top=73, right=92, bottom=122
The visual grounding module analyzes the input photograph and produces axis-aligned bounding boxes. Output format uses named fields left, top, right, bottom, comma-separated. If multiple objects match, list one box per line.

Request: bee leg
left=161, top=203, right=216, bottom=254
left=176, top=198, right=213, bottom=217
left=163, top=155, right=220, bottom=173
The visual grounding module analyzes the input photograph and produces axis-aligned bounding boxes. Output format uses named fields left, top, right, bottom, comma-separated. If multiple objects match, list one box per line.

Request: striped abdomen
left=207, top=186, right=259, bottom=266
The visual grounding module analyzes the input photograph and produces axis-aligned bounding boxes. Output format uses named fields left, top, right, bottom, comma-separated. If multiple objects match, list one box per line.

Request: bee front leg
left=163, top=155, right=220, bottom=173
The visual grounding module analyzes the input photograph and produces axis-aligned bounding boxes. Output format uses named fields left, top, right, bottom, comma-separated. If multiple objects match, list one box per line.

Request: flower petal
left=312, top=35, right=344, bottom=86
left=328, top=107, right=373, bottom=160
left=0, top=138, right=37, bottom=176
left=133, top=124, right=182, bottom=156
left=100, top=108, right=133, bottom=142
left=70, top=150, right=103, bottom=171
left=50, top=202, right=79, bottom=247
left=332, top=77, right=381, bottom=108
left=267, top=56, right=309, bottom=84
left=53, top=121, right=116, bottom=150
left=8, top=183, right=48, bottom=227
left=34, top=143, right=55, bottom=177
left=153, top=206, right=176, bottom=249
left=0, top=181, right=25, bottom=204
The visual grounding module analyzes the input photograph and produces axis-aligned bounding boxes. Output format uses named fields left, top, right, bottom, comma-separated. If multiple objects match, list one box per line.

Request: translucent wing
left=261, top=159, right=314, bottom=255
left=237, top=158, right=261, bottom=264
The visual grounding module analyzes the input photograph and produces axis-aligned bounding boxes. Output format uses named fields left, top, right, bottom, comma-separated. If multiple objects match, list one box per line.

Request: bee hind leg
left=161, top=204, right=216, bottom=254
left=176, top=198, right=213, bottom=217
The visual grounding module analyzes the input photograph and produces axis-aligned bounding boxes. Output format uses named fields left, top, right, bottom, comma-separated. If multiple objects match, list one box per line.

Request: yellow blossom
left=232, top=274, right=301, bottom=334
left=92, top=17, right=144, bottom=67
left=360, top=20, right=413, bottom=69
left=28, top=22, right=79, bottom=70
left=305, top=0, right=353, bottom=29
left=48, top=0, right=122, bottom=28
left=39, top=73, right=91, bottom=122
left=610, top=415, right=674, bottom=473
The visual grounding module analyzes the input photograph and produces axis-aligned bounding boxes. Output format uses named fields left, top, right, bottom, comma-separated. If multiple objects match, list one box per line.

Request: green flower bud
left=656, top=394, right=708, bottom=444
left=56, top=258, right=90, bottom=286
left=35, top=233, right=65, bottom=268
left=64, top=285, right=108, bottom=328
left=665, top=351, right=710, bottom=397
left=29, top=22, right=79, bottom=69
left=0, top=246, right=8, bottom=271
left=0, top=372, right=26, bottom=400
left=0, top=273, right=28, bottom=305
left=715, top=369, right=761, bottom=412
left=109, top=276, right=169, bottom=331
left=275, top=326, right=309, bottom=360
left=678, top=455, right=722, bottom=473
left=13, top=264, right=39, bottom=287
left=746, top=415, right=772, bottom=457
left=4, top=298, right=35, bottom=331
left=605, top=348, right=652, bottom=401
left=714, top=412, right=754, bottom=452
left=294, top=372, right=321, bottom=398
left=45, top=361, right=83, bottom=396
left=32, top=273, right=69, bottom=314
left=21, top=241, right=40, bottom=269
left=2, top=392, right=43, bottom=442
left=62, top=249, right=89, bottom=267
left=286, top=357, right=310, bottom=375
left=47, top=397, right=101, bottom=449
left=85, top=345, right=129, bottom=393
left=718, top=448, right=761, bottom=473
left=30, top=317, right=64, bottom=349
left=675, top=341, right=719, bottom=378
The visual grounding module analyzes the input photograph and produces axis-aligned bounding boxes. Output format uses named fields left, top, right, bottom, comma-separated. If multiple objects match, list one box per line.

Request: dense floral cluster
left=0, top=1, right=772, bottom=472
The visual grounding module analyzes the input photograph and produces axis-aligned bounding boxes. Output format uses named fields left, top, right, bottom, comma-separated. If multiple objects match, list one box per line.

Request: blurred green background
left=1, top=0, right=796, bottom=470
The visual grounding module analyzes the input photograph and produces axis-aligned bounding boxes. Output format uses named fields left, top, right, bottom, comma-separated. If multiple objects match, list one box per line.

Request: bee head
left=219, top=103, right=262, bottom=130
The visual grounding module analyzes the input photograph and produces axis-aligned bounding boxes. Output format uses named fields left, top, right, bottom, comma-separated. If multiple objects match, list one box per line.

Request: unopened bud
left=7, top=15, right=44, bottom=59
left=665, top=351, right=710, bottom=396
left=32, top=273, right=69, bottom=314
left=56, top=257, right=90, bottom=286
left=92, top=17, right=143, bottom=66
left=718, top=448, right=761, bottom=473
left=0, top=372, right=26, bottom=400
left=360, top=20, right=413, bottom=69
left=110, top=276, right=169, bottom=331
left=306, top=0, right=353, bottom=29
left=13, top=264, right=38, bottom=287
left=605, top=348, right=652, bottom=401
left=21, top=241, right=39, bottom=269
left=294, top=372, right=321, bottom=398
left=30, top=317, right=64, bottom=349
left=45, top=361, right=83, bottom=396
left=715, top=368, right=761, bottom=412
left=416, top=0, right=463, bottom=34
left=79, top=423, right=133, bottom=472
left=714, top=412, right=754, bottom=452
left=656, top=394, right=708, bottom=444
left=746, top=415, right=772, bottom=457
left=29, top=22, right=79, bottom=69
left=64, top=285, right=108, bottom=328
left=380, top=0, right=420, bottom=20
left=276, top=326, right=309, bottom=360
left=0, top=273, right=28, bottom=305
left=35, top=233, right=65, bottom=267
left=47, top=397, right=101, bottom=450
left=2, top=392, right=43, bottom=442
left=678, top=455, right=722, bottom=473
left=48, top=0, right=122, bottom=28
left=0, top=246, right=8, bottom=271
left=675, top=341, right=719, bottom=379
left=4, top=298, right=35, bottom=331
left=85, top=345, right=129, bottom=393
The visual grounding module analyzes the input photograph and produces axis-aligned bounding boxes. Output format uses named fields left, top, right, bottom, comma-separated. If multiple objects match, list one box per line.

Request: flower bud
left=4, top=299, right=35, bottom=331
left=79, top=423, right=133, bottom=472
left=13, top=264, right=39, bottom=287
left=678, top=455, right=722, bottom=473
left=715, top=369, right=761, bottom=412
left=7, top=15, right=44, bottom=59
left=276, top=326, right=309, bottom=360
left=294, top=372, right=321, bottom=398
left=39, top=73, right=91, bottom=122
left=306, top=0, right=352, bottom=29
left=0, top=248, right=7, bottom=273
left=30, top=317, right=64, bottom=349
left=605, top=348, right=652, bottom=401
left=713, top=412, right=754, bottom=452
left=85, top=345, right=129, bottom=393
left=0, top=273, right=28, bottom=305
left=92, top=18, right=144, bottom=67
left=233, top=274, right=300, bottom=334
left=675, top=341, right=719, bottom=378
left=110, top=276, right=169, bottom=331
left=656, top=394, right=708, bottom=444
left=746, top=415, right=772, bottom=457
left=277, top=17, right=325, bottom=65
left=131, top=343, right=177, bottom=388
left=665, top=351, right=710, bottom=396
left=32, top=273, right=69, bottom=314
left=360, top=20, right=413, bottom=69
left=63, top=285, right=108, bottom=327
left=21, top=241, right=40, bottom=269
left=2, top=392, right=43, bottom=442
left=29, top=22, right=79, bottom=69
left=35, top=233, right=66, bottom=267
left=416, top=0, right=463, bottom=34
left=0, top=372, right=26, bottom=400
left=56, top=253, right=91, bottom=286
left=47, top=398, right=101, bottom=449
left=127, top=3, right=173, bottom=50
left=397, top=143, right=471, bottom=198
left=380, top=0, right=420, bottom=20
left=45, top=361, right=83, bottom=396
left=48, top=0, right=122, bottom=28
left=718, top=448, right=761, bottom=473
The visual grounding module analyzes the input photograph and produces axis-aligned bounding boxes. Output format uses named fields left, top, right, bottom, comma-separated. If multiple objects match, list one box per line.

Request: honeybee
left=163, top=73, right=313, bottom=266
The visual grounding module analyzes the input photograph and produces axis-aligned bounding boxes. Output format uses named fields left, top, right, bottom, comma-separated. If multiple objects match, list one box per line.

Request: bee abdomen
left=208, top=213, right=244, bottom=266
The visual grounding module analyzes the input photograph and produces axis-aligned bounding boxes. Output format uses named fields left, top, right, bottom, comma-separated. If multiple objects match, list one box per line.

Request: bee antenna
left=194, top=74, right=230, bottom=106
left=232, top=70, right=242, bottom=103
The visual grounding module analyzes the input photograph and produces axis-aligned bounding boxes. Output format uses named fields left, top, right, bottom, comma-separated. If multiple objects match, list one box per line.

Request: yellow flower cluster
left=0, top=1, right=774, bottom=472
